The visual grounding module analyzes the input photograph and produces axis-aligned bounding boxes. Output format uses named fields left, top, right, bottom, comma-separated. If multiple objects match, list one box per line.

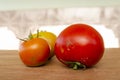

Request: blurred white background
left=0, top=7, right=120, bottom=49
left=0, top=24, right=119, bottom=50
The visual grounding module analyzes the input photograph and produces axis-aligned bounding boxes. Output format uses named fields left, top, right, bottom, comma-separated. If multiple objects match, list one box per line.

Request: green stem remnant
left=60, top=59, right=86, bottom=70
left=29, top=31, right=33, bottom=39
left=17, top=38, right=28, bottom=42
left=67, top=62, right=86, bottom=70
left=37, top=29, right=39, bottom=38
left=17, top=29, right=41, bottom=42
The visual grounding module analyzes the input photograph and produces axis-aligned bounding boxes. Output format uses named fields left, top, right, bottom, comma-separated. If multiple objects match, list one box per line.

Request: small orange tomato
left=19, top=38, right=50, bottom=67
left=33, top=31, right=57, bottom=59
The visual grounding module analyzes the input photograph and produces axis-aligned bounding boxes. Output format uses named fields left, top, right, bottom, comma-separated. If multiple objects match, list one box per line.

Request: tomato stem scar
left=60, top=59, right=86, bottom=70
left=70, top=62, right=86, bottom=70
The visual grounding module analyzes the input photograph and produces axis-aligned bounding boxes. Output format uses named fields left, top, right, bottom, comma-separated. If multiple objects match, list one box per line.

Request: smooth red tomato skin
left=19, top=38, right=50, bottom=67
left=55, top=24, right=104, bottom=67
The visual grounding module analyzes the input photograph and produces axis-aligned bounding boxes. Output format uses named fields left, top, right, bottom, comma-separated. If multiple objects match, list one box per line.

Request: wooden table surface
left=0, top=48, right=120, bottom=80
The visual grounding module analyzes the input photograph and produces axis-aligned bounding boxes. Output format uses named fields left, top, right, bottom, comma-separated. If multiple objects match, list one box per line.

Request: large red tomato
left=19, top=38, right=50, bottom=67
left=54, top=24, right=104, bottom=69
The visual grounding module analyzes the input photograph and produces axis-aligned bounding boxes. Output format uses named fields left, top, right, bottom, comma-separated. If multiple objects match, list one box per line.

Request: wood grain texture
left=0, top=48, right=120, bottom=80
